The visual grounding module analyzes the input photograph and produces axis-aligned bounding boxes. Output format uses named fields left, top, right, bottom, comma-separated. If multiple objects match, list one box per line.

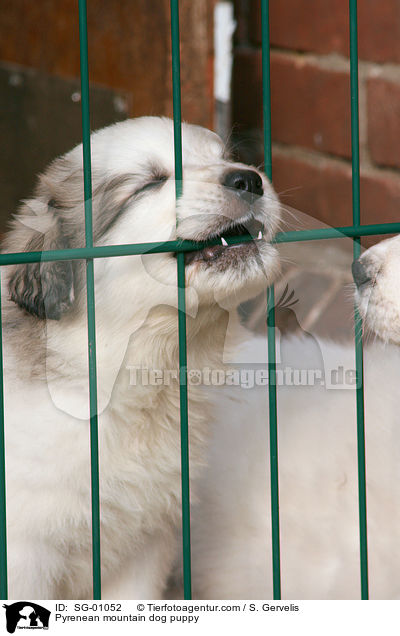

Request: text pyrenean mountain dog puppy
left=190, top=235, right=400, bottom=600
left=2, top=117, right=281, bottom=599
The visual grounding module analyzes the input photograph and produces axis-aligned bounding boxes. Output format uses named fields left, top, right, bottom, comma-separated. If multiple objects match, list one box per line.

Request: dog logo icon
left=3, top=602, right=50, bottom=633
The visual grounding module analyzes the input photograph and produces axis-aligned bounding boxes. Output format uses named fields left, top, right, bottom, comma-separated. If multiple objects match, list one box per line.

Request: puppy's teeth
left=221, top=237, right=228, bottom=246
left=257, top=231, right=262, bottom=240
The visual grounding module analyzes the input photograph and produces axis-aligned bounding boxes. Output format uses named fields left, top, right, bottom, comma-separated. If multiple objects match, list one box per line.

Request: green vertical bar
left=171, top=0, right=183, bottom=201
left=261, top=0, right=272, bottom=183
left=261, top=0, right=281, bottom=600
left=266, top=286, right=281, bottom=599
left=349, top=0, right=369, bottom=600
left=0, top=276, right=7, bottom=600
left=78, top=0, right=101, bottom=600
left=170, top=0, right=192, bottom=600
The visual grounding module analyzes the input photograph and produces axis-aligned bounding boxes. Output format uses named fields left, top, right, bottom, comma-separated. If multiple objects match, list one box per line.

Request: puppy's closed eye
left=135, top=174, right=168, bottom=196
left=94, top=171, right=169, bottom=240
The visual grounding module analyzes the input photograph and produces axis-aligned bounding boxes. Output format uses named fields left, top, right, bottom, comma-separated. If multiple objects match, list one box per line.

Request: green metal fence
left=1, top=0, right=400, bottom=602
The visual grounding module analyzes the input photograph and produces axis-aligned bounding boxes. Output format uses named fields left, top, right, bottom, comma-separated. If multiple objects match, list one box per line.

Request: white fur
left=2, top=117, right=281, bottom=599
left=355, top=234, right=400, bottom=344
left=191, top=235, right=400, bottom=599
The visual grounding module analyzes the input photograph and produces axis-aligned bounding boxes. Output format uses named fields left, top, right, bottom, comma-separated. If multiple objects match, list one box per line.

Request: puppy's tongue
left=184, top=245, right=225, bottom=265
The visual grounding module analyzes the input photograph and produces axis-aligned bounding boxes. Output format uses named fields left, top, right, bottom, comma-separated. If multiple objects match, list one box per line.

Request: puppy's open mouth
left=183, top=218, right=264, bottom=266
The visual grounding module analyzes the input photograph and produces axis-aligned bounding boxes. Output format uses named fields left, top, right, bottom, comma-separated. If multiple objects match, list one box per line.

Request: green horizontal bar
left=274, top=222, right=400, bottom=244
left=0, top=238, right=234, bottom=265
left=0, top=221, right=399, bottom=267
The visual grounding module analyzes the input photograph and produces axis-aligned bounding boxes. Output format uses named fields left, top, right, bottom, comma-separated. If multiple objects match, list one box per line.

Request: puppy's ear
left=8, top=200, right=75, bottom=320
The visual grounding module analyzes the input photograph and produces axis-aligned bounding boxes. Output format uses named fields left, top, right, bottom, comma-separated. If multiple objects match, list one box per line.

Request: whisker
left=276, top=185, right=304, bottom=197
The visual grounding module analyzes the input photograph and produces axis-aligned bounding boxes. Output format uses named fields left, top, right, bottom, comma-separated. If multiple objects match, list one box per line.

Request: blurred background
left=1, top=0, right=399, bottom=339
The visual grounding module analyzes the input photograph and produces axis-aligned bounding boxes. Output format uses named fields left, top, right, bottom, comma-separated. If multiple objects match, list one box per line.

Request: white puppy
left=354, top=234, right=400, bottom=344
left=190, top=235, right=400, bottom=600
left=2, top=117, right=281, bottom=599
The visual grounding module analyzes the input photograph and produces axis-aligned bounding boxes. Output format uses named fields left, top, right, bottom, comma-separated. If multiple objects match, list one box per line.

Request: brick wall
left=0, top=0, right=215, bottom=127
left=233, top=0, right=400, bottom=238
left=0, top=0, right=215, bottom=229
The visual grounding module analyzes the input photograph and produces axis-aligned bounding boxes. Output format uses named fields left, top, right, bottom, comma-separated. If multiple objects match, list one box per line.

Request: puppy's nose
left=352, top=258, right=371, bottom=288
left=223, top=170, right=263, bottom=196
